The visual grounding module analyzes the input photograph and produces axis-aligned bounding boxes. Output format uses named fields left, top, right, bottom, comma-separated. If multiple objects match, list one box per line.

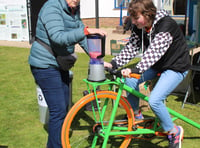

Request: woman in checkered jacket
left=104, top=0, right=190, bottom=148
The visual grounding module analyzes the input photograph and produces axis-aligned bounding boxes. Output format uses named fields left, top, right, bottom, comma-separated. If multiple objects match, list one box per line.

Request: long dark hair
left=128, top=0, right=157, bottom=22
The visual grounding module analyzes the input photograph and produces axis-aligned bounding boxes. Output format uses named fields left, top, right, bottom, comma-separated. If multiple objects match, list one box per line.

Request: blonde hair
left=128, top=0, right=157, bottom=22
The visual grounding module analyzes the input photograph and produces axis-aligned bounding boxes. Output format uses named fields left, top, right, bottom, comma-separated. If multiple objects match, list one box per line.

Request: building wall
left=0, top=0, right=194, bottom=41
left=82, top=17, right=121, bottom=28
left=80, top=0, right=128, bottom=18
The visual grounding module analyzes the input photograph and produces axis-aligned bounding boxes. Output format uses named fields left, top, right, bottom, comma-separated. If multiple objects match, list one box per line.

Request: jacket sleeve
left=78, top=37, right=89, bottom=55
left=136, top=31, right=173, bottom=73
left=77, top=20, right=89, bottom=54
left=40, top=5, right=86, bottom=47
left=112, top=31, right=141, bottom=68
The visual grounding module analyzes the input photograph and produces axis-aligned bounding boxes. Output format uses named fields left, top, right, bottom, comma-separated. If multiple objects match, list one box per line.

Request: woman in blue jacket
left=28, top=0, right=106, bottom=147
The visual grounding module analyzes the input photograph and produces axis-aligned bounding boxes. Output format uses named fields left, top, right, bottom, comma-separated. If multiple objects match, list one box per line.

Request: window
left=173, top=0, right=187, bottom=15
left=114, top=0, right=130, bottom=9
left=163, top=0, right=187, bottom=15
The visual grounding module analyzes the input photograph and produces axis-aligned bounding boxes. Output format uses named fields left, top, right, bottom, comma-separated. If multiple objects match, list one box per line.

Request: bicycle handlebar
left=129, top=73, right=141, bottom=79
left=105, top=67, right=141, bottom=79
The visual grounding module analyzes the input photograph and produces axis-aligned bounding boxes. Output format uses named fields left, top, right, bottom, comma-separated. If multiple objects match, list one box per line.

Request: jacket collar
left=59, top=0, right=79, bottom=14
left=151, top=9, right=169, bottom=31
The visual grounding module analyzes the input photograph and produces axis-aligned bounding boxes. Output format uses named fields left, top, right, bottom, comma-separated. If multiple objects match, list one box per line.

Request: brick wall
left=82, top=17, right=120, bottom=28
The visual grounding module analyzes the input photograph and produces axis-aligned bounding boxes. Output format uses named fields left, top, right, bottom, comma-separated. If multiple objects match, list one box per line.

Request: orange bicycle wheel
left=61, top=90, right=135, bottom=148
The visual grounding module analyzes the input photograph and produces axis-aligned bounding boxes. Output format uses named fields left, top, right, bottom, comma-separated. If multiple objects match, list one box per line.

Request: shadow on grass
left=183, top=136, right=200, bottom=140
left=43, top=123, right=48, bottom=133
left=69, top=108, right=169, bottom=147
left=173, top=89, right=200, bottom=103
left=0, top=146, right=8, bottom=148
left=129, top=138, right=168, bottom=148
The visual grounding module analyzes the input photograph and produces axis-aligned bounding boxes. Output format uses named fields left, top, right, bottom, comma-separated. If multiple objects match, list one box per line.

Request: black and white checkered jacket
left=112, top=10, right=190, bottom=73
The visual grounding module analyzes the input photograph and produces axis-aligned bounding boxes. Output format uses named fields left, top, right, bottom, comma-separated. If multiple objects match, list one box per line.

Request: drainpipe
left=95, top=0, right=99, bottom=28
left=119, top=0, right=124, bottom=26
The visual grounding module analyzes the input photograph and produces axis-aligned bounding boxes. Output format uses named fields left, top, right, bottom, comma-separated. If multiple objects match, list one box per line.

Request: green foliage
left=0, top=46, right=199, bottom=148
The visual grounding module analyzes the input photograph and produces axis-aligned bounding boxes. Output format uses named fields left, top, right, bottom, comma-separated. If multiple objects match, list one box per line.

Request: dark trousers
left=31, top=66, right=69, bottom=148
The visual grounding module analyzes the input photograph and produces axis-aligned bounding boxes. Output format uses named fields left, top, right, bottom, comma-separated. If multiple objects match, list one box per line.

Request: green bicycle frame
left=83, top=77, right=200, bottom=148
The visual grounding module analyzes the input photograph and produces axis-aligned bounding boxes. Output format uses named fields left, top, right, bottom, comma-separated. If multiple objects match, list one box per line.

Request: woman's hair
left=128, top=0, right=157, bottom=21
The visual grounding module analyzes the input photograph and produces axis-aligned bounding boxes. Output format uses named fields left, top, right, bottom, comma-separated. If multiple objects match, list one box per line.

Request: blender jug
left=87, top=34, right=106, bottom=82
left=87, top=34, right=105, bottom=58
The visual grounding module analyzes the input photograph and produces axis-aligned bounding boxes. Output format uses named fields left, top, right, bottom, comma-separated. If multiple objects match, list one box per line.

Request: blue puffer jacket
left=29, top=0, right=88, bottom=68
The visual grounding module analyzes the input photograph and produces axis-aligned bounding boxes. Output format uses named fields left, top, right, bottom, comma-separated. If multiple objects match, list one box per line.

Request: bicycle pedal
left=132, top=125, right=138, bottom=131
left=85, top=106, right=99, bottom=111
left=134, top=117, right=155, bottom=122
left=85, top=100, right=101, bottom=111
left=83, top=90, right=89, bottom=96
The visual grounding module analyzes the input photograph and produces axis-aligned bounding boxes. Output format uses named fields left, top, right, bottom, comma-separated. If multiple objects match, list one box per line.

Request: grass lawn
left=0, top=46, right=200, bottom=148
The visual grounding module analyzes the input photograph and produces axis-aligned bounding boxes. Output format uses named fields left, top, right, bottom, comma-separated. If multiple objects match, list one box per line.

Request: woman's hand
left=87, top=28, right=107, bottom=36
left=104, top=62, right=112, bottom=68
left=121, top=68, right=132, bottom=77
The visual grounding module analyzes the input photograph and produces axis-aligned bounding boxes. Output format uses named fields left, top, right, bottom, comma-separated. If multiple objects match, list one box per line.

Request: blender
left=87, top=34, right=106, bottom=82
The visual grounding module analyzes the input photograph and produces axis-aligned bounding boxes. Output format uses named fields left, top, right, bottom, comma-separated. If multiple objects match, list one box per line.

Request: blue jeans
left=31, top=66, right=69, bottom=148
left=125, top=68, right=188, bottom=131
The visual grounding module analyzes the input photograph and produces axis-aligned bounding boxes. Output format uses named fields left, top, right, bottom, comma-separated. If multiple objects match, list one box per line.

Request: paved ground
left=0, top=28, right=129, bottom=55
left=1, top=28, right=199, bottom=55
